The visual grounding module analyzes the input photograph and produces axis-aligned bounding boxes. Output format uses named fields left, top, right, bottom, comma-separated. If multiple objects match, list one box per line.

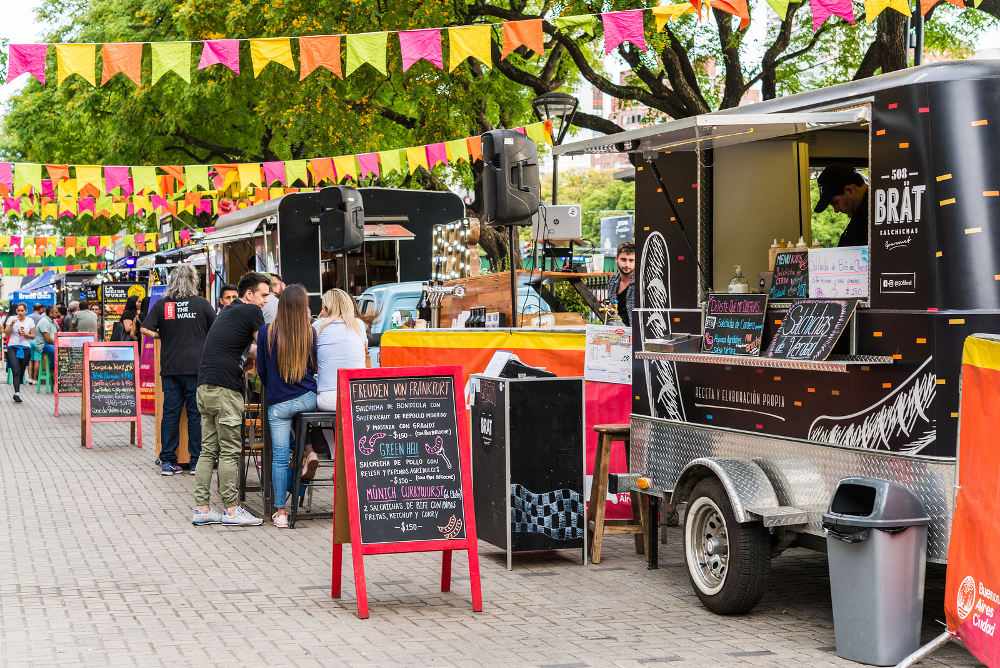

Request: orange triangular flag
left=466, top=136, right=483, bottom=163
left=920, top=0, right=963, bottom=14
left=101, top=43, right=143, bottom=85
left=712, top=0, right=751, bottom=29
left=46, top=164, right=70, bottom=183
left=308, top=158, right=336, bottom=185
left=160, top=165, right=185, bottom=191
left=299, top=35, right=342, bottom=79
left=501, top=20, right=545, bottom=59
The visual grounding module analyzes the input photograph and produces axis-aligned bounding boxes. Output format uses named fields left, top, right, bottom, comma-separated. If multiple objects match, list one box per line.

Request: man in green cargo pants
left=191, top=272, right=271, bottom=527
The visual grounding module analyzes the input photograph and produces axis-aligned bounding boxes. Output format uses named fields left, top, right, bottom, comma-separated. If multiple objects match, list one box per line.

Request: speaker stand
left=508, top=225, right=519, bottom=328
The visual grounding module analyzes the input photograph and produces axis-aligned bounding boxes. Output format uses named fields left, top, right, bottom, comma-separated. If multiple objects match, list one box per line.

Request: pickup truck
left=359, top=279, right=551, bottom=366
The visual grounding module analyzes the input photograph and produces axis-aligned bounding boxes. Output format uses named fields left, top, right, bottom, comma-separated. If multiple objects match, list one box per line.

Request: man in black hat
left=814, top=165, right=869, bottom=247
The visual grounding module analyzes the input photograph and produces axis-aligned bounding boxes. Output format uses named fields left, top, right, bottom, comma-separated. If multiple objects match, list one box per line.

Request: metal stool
left=588, top=423, right=648, bottom=564
left=289, top=411, right=337, bottom=528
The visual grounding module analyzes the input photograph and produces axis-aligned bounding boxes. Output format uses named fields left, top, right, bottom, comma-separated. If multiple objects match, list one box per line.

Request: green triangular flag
left=284, top=160, right=309, bottom=186
left=377, top=150, right=404, bottom=176
left=184, top=165, right=210, bottom=191
left=131, top=166, right=159, bottom=195
left=345, top=33, right=388, bottom=77
left=14, top=163, right=42, bottom=196
left=552, top=15, right=597, bottom=35
left=151, top=42, right=192, bottom=84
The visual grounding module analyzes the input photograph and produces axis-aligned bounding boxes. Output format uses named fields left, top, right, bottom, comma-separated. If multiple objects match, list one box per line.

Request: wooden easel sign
left=54, top=332, right=96, bottom=417
left=81, top=342, right=142, bottom=450
left=333, top=365, right=483, bottom=619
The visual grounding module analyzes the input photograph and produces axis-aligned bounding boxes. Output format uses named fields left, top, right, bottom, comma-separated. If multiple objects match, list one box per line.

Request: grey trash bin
left=822, top=477, right=932, bottom=666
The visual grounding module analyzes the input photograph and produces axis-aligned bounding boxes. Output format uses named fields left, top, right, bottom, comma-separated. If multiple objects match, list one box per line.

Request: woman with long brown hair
left=255, top=284, right=317, bottom=528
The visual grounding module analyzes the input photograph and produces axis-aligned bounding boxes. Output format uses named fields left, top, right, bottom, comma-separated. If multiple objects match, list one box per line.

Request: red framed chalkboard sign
left=54, top=332, right=97, bottom=417
left=81, top=341, right=143, bottom=450
left=333, top=365, right=482, bottom=619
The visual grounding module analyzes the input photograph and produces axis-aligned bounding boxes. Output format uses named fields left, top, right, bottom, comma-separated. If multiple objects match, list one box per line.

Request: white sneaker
left=26, top=378, right=36, bottom=385
left=221, top=507, right=263, bottom=527
left=12, top=393, right=22, bottom=403
left=191, top=508, right=223, bottom=525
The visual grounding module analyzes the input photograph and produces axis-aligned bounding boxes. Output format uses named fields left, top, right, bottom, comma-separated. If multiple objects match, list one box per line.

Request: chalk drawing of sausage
left=357, top=432, right=386, bottom=456
left=424, top=435, right=452, bottom=469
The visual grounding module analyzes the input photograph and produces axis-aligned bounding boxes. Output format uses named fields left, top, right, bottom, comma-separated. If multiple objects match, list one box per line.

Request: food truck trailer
left=555, top=60, right=1000, bottom=614
left=204, top=186, right=464, bottom=309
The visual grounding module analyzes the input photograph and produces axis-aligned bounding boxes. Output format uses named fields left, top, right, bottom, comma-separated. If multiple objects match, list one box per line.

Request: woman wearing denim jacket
left=255, top=284, right=317, bottom=528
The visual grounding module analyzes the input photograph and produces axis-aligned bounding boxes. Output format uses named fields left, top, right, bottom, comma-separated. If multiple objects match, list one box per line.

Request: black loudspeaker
left=319, top=186, right=365, bottom=252
left=481, top=129, right=540, bottom=227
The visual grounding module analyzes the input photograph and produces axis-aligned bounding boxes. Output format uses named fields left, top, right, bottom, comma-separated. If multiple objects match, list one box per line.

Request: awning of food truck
left=554, top=109, right=870, bottom=156
left=202, top=217, right=268, bottom=245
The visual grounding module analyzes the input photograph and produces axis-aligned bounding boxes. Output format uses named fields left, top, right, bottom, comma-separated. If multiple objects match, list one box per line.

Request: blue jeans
left=42, top=344, right=54, bottom=368
left=267, top=391, right=317, bottom=509
left=161, top=375, right=202, bottom=466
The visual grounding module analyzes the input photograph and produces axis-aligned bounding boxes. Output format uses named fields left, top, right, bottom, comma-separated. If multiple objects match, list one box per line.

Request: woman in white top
left=4, top=303, right=36, bottom=402
left=313, top=288, right=367, bottom=412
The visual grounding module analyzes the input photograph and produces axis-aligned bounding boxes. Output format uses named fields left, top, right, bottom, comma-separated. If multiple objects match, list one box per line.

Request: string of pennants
left=1, top=259, right=109, bottom=277
left=0, top=228, right=205, bottom=263
left=6, top=0, right=970, bottom=87
left=0, top=120, right=553, bottom=222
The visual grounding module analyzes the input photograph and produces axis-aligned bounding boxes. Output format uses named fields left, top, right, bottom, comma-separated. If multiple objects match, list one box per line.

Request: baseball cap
left=814, top=165, right=865, bottom=213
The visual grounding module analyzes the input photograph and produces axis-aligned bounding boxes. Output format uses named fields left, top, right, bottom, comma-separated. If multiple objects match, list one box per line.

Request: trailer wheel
left=683, top=477, right=770, bottom=615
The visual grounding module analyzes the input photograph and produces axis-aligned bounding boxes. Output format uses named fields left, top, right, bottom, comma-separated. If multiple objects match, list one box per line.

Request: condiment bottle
left=795, top=236, right=808, bottom=250
left=767, top=239, right=781, bottom=271
left=728, top=266, right=749, bottom=294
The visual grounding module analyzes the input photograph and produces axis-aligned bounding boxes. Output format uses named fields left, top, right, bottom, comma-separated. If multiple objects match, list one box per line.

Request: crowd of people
left=2, top=268, right=367, bottom=528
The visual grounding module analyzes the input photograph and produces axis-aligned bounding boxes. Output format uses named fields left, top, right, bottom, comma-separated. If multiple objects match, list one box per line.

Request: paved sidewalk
left=0, top=387, right=982, bottom=667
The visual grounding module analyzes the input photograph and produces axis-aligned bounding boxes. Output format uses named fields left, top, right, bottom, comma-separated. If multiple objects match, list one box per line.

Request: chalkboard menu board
left=346, top=374, right=467, bottom=545
left=765, top=299, right=858, bottom=360
left=769, top=251, right=809, bottom=300
left=702, top=293, right=768, bottom=356
left=56, top=336, right=88, bottom=394
left=86, top=344, right=139, bottom=418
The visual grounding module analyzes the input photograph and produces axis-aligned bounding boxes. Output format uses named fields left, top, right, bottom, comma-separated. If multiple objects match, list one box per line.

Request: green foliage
left=808, top=179, right=848, bottom=247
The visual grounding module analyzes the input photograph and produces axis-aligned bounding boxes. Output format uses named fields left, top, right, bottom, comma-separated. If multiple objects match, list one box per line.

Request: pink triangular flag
left=196, top=199, right=213, bottom=215
left=56, top=247, right=66, bottom=256
left=42, top=179, right=55, bottom=199
left=398, top=29, right=443, bottom=72
left=104, top=166, right=131, bottom=194
left=199, top=40, right=241, bottom=75
left=135, top=233, right=145, bottom=244
left=79, top=197, right=95, bottom=214
left=425, top=143, right=449, bottom=168
left=357, top=153, right=380, bottom=179
left=4, top=198, right=20, bottom=214
left=263, top=161, right=287, bottom=186
left=811, top=0, right=855, bottom=29
left=514, top=127, right=527, bottom=135
left=7, top=44, right=47, bottom=85
left=602, top=10, right=647, bottom=54
left=0, top=163, right=12, bottom=192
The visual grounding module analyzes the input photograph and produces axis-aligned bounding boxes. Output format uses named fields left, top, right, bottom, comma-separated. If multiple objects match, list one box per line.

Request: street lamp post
left=531, top=91, right=579, bottom=206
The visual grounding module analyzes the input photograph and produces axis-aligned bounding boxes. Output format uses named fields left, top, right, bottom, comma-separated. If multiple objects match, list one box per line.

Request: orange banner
left=945, top=335, right=1000, bottom=666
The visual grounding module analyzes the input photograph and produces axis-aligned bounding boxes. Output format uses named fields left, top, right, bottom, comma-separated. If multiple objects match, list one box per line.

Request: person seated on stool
left=256, top=284, right=318, bottom=529
left=34, top=305, right=59, bottom=377
left=310, top=288, right=368, bottom=464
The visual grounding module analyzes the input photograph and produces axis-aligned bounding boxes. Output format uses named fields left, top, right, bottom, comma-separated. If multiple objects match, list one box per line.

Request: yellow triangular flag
left=76, top=165, right=103, bottom=192
left=55, top=44, right=97, bottom=86
left=237, top=163, right=262, bottom=191
left=448, top=25, right=492, bottom=71
left=58, top=179, right=79, bottom=200
left=333, top=156, right=358, bottom=182
left=405, top=146, right=429, bottom=174
left=865, top=0, right=910, bottom=20
left=249, top=38, right=295, bottom=77
left=652, top=4, right=697, bottom=29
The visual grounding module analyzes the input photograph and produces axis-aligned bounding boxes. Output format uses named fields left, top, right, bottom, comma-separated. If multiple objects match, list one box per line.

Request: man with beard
left=605, top=242, right=636, bottom=326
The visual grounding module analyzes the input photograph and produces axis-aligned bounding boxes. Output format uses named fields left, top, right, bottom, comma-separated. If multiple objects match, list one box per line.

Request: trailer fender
left=670, top=458, right=780, bottom=523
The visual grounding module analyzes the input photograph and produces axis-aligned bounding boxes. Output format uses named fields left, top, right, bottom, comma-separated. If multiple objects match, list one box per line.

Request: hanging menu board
left=764, top=299, right=858, bottom=361
left=702, top=293, right=768, bottom=356
left=333, top=365, right=481, bottom=619
left=54, top=332, right=97, bottom=417
left=808, top=246, right=869, bottom=299
left=769, top=251, right=809, bottom=300
left=82, top=342, right=143, bottom=449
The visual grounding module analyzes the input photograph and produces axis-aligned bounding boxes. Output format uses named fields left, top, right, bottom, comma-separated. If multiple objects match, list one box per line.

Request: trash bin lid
left=822, top=476, right=932, bottom=528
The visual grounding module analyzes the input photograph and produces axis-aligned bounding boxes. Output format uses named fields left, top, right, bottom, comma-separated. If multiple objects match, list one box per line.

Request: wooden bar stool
left=588, top=423, right=647, bottom=564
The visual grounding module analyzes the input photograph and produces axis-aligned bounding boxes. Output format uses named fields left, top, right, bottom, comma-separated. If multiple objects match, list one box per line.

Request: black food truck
left=555, top=60, right=1000, bottom=614
left=204, top=186, right=464, bottom=310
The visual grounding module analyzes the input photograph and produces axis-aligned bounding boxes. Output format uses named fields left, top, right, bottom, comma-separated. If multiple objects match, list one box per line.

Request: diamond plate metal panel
left=630, top=416, right=955, bottom=562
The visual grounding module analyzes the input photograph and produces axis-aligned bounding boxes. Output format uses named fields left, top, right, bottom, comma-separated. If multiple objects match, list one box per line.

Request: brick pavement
left=0, top=386, right=983, bottom=667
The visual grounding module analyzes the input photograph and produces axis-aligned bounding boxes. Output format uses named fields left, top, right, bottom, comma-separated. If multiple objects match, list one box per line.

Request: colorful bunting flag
left=398, top=29, right=443, bottom=72
left=602, top=10, right=649, bottom=53
left=185, top=165, right=210, bottom=191
left=237, top=163, right=262, bottom=190
left=812, top=0, right=855, bottom=28
left=299, top=35, right=342, bottom=79
left=346, top=33, right=389, bottom=76
left=199, top=39, right=241, bottom=75
left=865, top=0, right=911, bottom=20
left=131, top=166, right=160, bottom=195
left=263, top=161, right=287, bottom=186
left=285, top=160, right=309, bottom=186
left=652, top=3, right=697, bottom=27
left=104, top=166, right=131, bottom=194
left=445, top=139, right=469, bottom=163
left=14, top=164, right=42, bottom=197
left=357, top=153, right=380, bottom=179
left=308, top=158, right=335, bottom=185
left=466, top=136, right=483, bottom=163
left=101, top=43, right=143, bottom=85
left=0, top=163, right=11, bottom=193
left=378, top=150, right=404, bottom=176
left=525, top=121, right=552, bottom=146
left=76, top=165, right=103, bottom=194
left=46, top=164, right=70, bottom=183
left=425, top=143, right=448, bottom=168
left=151, top=42, right=192, bottom=84
left=447, top=25, right=491, bottom=70
left=920, top=0, right=963, bottom=14
left=249, top=38, right=295, bottom=77
left=7, top=44, right=47, bottom=85
left=501, top=20, right=545, bottom=59
left=333, top=156, right=358, bottom=182
left=553, top=15, right=598, bottom=35
left=405, top=146, right=429, bottom=174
